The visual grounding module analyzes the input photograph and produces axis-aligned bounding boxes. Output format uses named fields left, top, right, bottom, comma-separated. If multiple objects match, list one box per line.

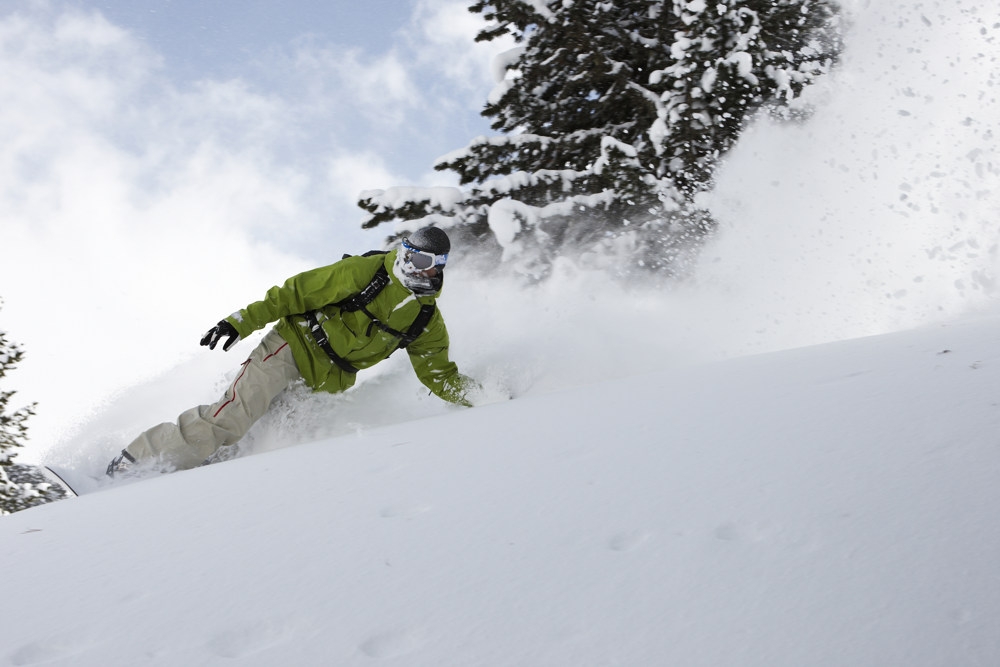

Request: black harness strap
left=402, top=304, right=436, bottom=348
left=304, top=310, right=360, bottom=374
left=303, top=256, right=437, bottom=373
left=335, top=264, right=391, bottom=312
left=357, top=302, right=436, bottom=349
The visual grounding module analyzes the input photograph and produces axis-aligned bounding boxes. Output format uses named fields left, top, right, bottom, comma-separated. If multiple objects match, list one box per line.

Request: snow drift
left=2, top=316, right=999, bottom=666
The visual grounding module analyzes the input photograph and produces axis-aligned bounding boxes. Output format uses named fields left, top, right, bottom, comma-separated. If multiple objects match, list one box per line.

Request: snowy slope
left=2, top=316, right=999, bottom=666
left=2, top=0, right=1000, bottom=664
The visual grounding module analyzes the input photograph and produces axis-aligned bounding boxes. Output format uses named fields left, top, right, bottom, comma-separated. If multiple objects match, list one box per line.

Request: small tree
left=0, top=302, right=50, bottom=515
left=360, top=0, right=841, bottom=279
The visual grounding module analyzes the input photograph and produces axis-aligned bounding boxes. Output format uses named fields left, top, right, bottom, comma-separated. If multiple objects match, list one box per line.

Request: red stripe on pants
left=212, top=342, right=289, bottom=419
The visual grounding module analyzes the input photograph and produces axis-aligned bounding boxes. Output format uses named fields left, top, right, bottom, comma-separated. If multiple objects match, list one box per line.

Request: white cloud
left=405, top=0, right=515, bottom=109
left=327, top=150, right=403, bottom=211
left=286, top=40, right=421, bottom=126
left=0, top=6, right=321, bottom=444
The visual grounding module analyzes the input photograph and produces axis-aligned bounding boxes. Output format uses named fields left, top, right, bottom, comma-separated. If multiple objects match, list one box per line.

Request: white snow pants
left=124, top=328, right=302, bottom=470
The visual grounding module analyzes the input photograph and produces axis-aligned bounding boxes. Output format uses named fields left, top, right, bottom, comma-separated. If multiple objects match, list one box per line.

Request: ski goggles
left=401, top=239, right=448, bottom=270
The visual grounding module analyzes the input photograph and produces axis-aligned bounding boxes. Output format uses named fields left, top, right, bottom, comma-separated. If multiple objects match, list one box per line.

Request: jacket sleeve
left=406, top=311, right=479, bottom=407
left=224, top=260, right=370, bottom=339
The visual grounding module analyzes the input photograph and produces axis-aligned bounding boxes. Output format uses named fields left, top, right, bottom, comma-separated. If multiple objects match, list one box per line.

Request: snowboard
left=5, top=463, right=78, bottom=499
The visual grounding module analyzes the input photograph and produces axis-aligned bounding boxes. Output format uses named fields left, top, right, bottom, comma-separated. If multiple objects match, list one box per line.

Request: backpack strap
left=303, top=252, right=436, bottom=372
left=303, top=310, right=359, bottom=374
left=399, top=304, right=436, bottom=349
left=336, top=266, right=390, bottom=312
left=335, top=254, right=391, bottom=312
left=356, top=302, right=436, bottom=349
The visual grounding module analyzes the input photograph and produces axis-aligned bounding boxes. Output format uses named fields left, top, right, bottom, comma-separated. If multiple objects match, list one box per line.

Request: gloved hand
left=200, top=320, right=241, bottom=351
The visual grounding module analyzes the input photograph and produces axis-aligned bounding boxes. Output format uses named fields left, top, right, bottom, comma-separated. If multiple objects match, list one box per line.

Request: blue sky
left=89, top=0, right=414, bottom=79
left=83, top=0, right=446, bottom=142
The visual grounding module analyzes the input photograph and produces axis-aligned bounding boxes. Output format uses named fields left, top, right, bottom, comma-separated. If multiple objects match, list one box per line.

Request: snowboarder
left=107, top=226, right=479, bottom=476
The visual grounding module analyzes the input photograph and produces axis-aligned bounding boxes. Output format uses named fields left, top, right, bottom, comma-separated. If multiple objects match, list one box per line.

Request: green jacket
left=225, top=250, right=475, bottom=405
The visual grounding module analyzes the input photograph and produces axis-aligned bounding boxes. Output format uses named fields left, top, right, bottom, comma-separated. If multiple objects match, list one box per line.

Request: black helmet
left=394, top=226, right=451, bottom=295
left=405, top=226, right=450, bottom=255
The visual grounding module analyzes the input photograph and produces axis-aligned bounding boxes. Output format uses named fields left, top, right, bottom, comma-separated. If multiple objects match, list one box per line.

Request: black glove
left=200, top=320, right=241, bottom=351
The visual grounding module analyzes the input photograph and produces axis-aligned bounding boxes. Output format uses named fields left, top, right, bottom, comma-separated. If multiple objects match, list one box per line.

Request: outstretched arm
left=406, top=313, right=480, bottom=406
left=210, top=257, right=379, bottom=344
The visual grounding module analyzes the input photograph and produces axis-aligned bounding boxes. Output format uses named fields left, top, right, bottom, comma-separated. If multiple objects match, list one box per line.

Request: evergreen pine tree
left=360, top=0, right=841, bottom=278
left=0, top=302, right=51, bottom=515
